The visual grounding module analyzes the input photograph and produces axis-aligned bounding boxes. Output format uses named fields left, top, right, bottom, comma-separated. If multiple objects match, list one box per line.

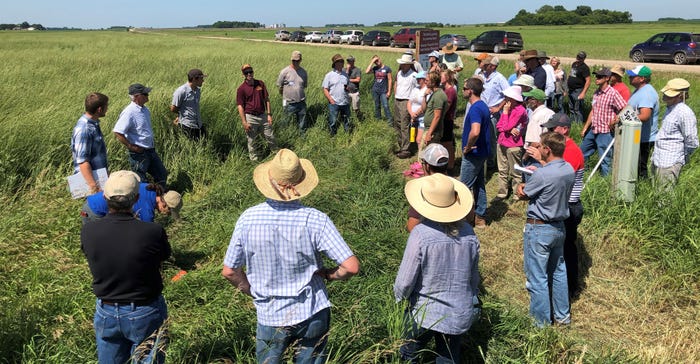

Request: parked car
left=320, top=29, right=343, bottom=44
left=361, top=30, right=391, bottom=46
left=289, top=31, right=307, bottom=42
left=629, top=32, right=700, bottom=65
left=391, top=27, right=431, bottom=48
left=340, top=30, right=364, bottom=45
left=305, top=31, right=323, bottom=43
left=440, top=34, right=470, bottom=50
left=469, top=30, right=523, bottom=53
left=274, top=30, right=290, bottom=41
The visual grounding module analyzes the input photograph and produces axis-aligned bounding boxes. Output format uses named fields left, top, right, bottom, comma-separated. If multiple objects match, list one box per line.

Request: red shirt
left=236, top=79, right=269, bottom=115
left=612, top=82, right=631, bottom=102
left=563, top=137, right=584, bottom=172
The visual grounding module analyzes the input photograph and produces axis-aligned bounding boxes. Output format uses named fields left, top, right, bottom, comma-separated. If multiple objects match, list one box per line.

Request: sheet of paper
left=67, top=168, right=108, bottom=199
left=514, top=163, right=534, bottom=175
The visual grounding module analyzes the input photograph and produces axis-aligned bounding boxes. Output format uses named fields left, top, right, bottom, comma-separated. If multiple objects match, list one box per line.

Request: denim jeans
left=256, top=307, right=330, bottom=364
left=128, top=149, right=168, bottom=188
left=328, top=103, right=351, bottom=136
left=94, top=295, right=168, bottom=364
left=284, top=101, right=308, bottom=131
left=580, top=130, right=613, bottom=176
left=399, top=310, right=462, bottom=364
left=523, top=222, right=570, bottom=326
left=460, top=154, right=488, bottom=217
left=371, top=90, right=392, bottom=123
left=568, top=88, right=585, bottom=123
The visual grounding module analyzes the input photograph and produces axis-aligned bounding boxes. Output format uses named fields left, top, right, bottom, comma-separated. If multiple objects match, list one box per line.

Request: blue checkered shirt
left=652, top=102, right=698, bottom=168
left=223, top=199, right=354, bottom=326
left=71, top=115, right=108, bottom=173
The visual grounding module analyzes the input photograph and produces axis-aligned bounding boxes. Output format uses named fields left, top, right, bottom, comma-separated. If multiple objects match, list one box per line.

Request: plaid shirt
left=590, top=85, right=626, bottom=134
left=652, top=102, right=699, bottom=168
left=224, top=199, right=354, bottom=326
left=71, top=115, right=108, bottom=173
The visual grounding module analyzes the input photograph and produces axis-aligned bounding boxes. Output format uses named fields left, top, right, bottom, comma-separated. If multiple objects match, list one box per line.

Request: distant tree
left=553, top=5, right=566, bottom=11
left=20, top=21, right=30, bottom=29
left=537, top=5, right=554, bottom=13
left=506, top=6, right=630, bottom=25
left=574, top=6, right=592, bottom=16
left=211, top=21, right=262, bottom=28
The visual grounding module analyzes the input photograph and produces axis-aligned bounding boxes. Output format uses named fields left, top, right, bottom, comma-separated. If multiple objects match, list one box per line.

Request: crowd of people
left=72, top=42, right=697, bottom=363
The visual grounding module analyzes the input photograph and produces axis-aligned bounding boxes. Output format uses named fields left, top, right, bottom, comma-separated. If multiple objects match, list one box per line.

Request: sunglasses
left=244, top=70, right=254, bottom=75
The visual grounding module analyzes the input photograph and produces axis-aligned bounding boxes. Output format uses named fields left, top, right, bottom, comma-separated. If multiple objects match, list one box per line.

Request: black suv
left=629, top=32, right=700, bottom=65
left=361, top=30, right=391, bottom=46
left=469, top=30, right=523, bottom=53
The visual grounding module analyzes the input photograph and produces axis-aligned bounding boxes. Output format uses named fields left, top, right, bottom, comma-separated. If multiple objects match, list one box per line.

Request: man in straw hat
left=323, top=54, right=352, bottom=135
left=222, top=149, right=360, bottom=363
left=440, top=42, right=464, bottom=82
left=394, top=53, right=418, bottom=158
left=652, top=78, right=698, bottom=188
left=395, top=173, right=480, bottom=363
left=522, top=49, right=546, bottom=91
left=516, top=132, right=575, bottom=327
left=81, top=170, right=171, bottom=363
left=609, top=64, right=630, bottom=102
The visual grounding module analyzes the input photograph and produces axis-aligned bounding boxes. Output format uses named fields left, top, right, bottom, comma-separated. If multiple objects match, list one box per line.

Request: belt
left=395, top=98, right=408, bottom=101
left=101, top=298, right=154, bottom=306
left=526, top=218, right=553, bottom=225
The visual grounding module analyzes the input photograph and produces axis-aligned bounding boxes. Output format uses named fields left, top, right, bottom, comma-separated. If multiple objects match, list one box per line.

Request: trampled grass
left=1, top=28, right=699, bottom=363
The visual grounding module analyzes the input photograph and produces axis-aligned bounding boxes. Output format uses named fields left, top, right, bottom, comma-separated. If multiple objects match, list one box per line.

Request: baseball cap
left=291, top=51, right=302, bottom=61
left=241, top=64, right=253, bottom=73
left=541, top=113, right=571, bottom=129
left=483, top=56, right=500, bottom=66
left=413, top=71, right=427, bottom=79
left=420, top=143, right=449, bottom=167
left=128, top=83, right=152, bottom=95
left=660, top=78, right=690, bottom=97
left=103, top=170, right=140, bottom=199
left=163, top=190, right=183, bottom=219
left=522, top=88, right=546, bottom=101
left=594, top=67, right=612, bottom=77
left=429, top=50, right=442, bottom=58
left=626, top=65, right=652, bottom=77
left=188, top=68, right=206, bottom=79
left=474, top=53, right=489, bottom=61
left=576, top=51, right=587, bottom=59
left=346, top=55, right=355, bottom=62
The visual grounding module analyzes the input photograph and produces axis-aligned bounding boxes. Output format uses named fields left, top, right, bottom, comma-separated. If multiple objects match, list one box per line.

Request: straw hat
left=404, top=174, right=473, bottom=223
left=441, top=42, right=456, bottom=54
left=253, top=149, right=318, bottom=201
left=502, top=85, right=524, bottom=102
left=610, top=64, right=625, bottom=77
left=661, top=78, right=690, bottom=97
left=396, top=53, right=414, bottom=64
left=513, top=74, right=535, bottom=89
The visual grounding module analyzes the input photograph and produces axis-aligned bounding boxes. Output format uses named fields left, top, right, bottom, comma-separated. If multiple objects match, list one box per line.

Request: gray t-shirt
left=276, top=65, right=308, bottom=103
left=346, top=66, right=361, bottom=93
left=524, top=159, right=574, bottom=221
left=171, top=83, right=202, bottom=128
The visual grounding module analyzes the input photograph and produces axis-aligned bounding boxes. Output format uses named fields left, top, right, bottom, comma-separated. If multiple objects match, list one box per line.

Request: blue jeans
left=284, top=101, right=308, bottom=131
left=523, top=222, right=570, bottom=326
left=580, top=130, right=613, bottom=176
left=371, top=90, right=392, bottom=123
left=328, top=103, right=351, bottom=136
left=94, top=295, right=168, bottom=364
left=568, top=88, right=585, bottom=123
left=460, top=154, right=488, bottom=217
left=128, top=149, right=168, bottom=188
left=399, top=310, right=462, bottom=364
left=256, top=307, right=330, bottom=364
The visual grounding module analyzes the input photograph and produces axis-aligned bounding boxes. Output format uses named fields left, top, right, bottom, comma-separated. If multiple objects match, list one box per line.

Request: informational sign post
left=416, top=30, right=440, bottom=71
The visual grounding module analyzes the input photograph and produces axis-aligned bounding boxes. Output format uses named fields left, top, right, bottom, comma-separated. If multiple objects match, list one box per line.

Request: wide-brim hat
left=502, top=85, right=524, bottom=102
left=253, top=149, right=318, bottom=201
left=610, top=64, right=625, bottom=77
left=513, top=74, right=535, bottom=88
left=396, top=53, right=414, bottom=64
left=331, top=53, right=344, bottom=67
left=405, top=174, right=473, bottom=223
left=521, top=49, right=539, bottom=60
left=441, top=42, right=456, bottom=54
left=661, top=78, right=690, bottom=97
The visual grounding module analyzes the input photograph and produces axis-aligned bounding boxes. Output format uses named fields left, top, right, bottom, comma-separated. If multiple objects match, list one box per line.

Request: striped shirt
left=223, top=200, right=354, bottom=326
left=71, top=115, right=108, bottom=174
left=590, top=85, right=626, bottom=134
left=563, top=138, right=585, bottom=203
left=652, top=102, right=698, bottom=168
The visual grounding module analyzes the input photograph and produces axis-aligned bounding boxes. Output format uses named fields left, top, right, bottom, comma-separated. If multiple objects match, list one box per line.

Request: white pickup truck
left=339, top=30, right=364, bottom=45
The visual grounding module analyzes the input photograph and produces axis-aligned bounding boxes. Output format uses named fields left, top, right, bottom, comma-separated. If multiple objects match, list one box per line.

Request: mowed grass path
left=0, top=28, right=698, bottom=362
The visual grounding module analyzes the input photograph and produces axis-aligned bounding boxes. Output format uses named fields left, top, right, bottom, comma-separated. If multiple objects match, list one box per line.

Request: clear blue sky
left=2, top=0, right=695, bottom=29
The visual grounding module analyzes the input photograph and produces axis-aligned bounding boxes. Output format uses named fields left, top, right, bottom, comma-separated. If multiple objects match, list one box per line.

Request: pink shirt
left=496, top=104, right=527, bottom=148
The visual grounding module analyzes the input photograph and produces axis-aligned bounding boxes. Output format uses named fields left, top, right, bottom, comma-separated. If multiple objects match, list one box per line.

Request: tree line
left=0, top=21, right=45, bottom=30
left=506, top=5, right=632, bottom=25
left=200, top=21, right=264, bottom=29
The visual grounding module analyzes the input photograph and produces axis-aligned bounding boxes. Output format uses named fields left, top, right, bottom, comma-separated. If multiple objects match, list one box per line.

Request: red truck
left=390, top=27, right=433, bottom=49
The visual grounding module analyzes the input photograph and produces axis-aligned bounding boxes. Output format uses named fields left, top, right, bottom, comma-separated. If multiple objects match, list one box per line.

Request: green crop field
left=0, top=25, right=699, bottom=363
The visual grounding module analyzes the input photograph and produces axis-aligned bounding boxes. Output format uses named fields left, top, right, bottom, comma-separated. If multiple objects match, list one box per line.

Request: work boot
left=474, top=215, right=486, bottom=228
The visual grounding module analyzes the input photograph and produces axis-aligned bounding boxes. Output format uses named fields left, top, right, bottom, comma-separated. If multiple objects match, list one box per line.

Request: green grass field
left=0, top=25, right=699, bottom=363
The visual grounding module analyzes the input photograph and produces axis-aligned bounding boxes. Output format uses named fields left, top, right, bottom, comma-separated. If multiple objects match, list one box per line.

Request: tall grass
left=0, top=29, right=697, bottom=362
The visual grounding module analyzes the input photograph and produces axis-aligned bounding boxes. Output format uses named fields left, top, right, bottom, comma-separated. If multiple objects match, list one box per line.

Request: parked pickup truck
left=390, top=27, right=432, bottom=48
left=340, top=30, right=364, bottom=45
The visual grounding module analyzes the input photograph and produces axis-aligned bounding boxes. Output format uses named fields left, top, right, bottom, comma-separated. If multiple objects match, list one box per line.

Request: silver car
left=320, top=29, right=343, bottom=44
left=305, top=31, right=323, bottom=43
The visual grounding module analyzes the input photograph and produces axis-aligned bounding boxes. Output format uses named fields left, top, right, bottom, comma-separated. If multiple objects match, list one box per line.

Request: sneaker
left=474, top=215, right=486, bottom=228
left=396, top=151, right=412, bottom=159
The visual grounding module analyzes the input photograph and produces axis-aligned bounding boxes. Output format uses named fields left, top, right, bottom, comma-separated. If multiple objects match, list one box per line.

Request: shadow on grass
left=572, top=233, right=592, bottom=302
left=463, top=285, right=497, bottom=363
left=171, top=249, right=207, bottom=271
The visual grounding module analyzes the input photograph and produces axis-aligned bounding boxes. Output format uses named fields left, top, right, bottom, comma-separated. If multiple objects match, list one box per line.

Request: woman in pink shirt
left=496, top=86, right=528, bottom=199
